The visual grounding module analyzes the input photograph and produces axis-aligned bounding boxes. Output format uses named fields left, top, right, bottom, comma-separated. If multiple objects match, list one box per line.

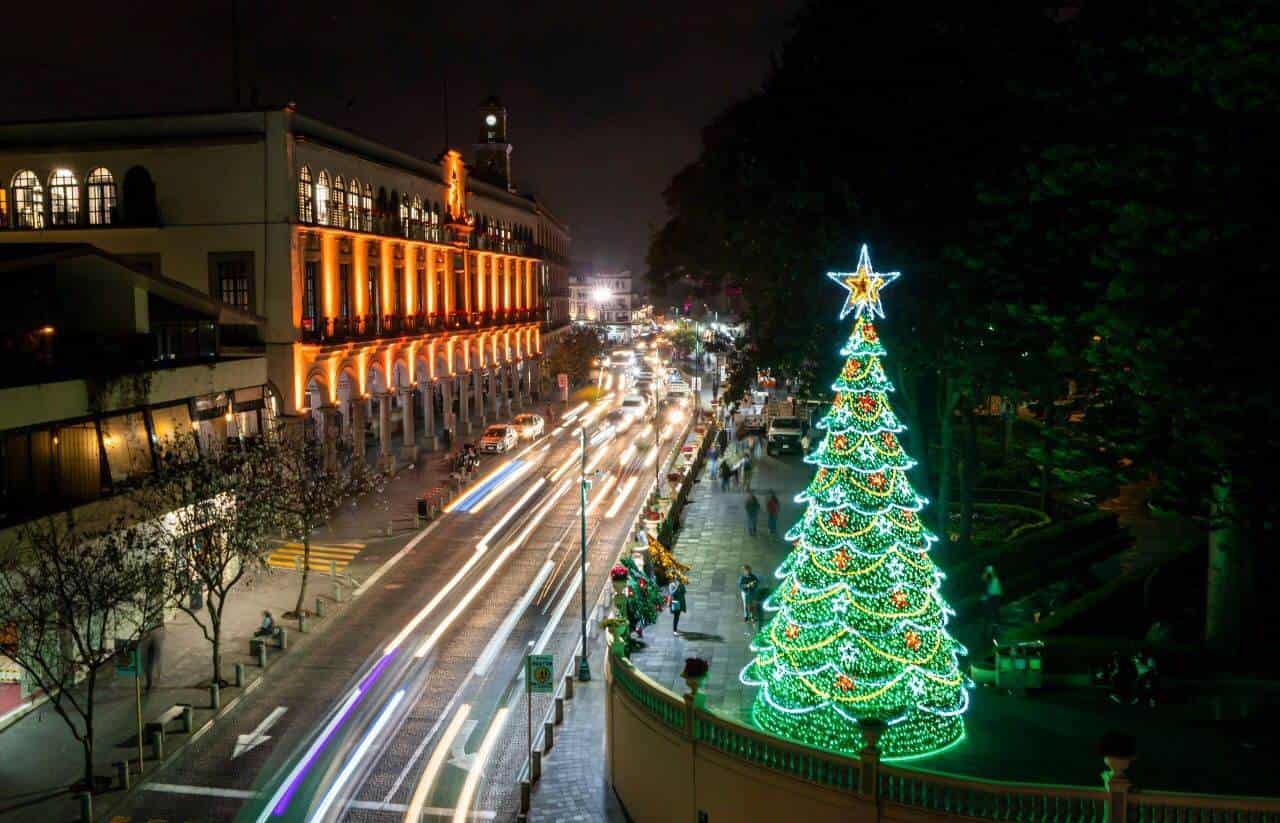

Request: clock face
left=485, top=114, right=498, bottom=127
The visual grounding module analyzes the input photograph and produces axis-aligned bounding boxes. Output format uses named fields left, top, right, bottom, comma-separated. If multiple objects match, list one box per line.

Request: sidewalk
left=527, top=645, right=626, bottom=823
left=0, top=399, right=580, bottom=822
left=623, top=451, right=1280, bottom=796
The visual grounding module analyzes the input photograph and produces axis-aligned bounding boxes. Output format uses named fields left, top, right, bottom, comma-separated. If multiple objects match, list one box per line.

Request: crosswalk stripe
left=269, top=547, right=361, bottom=559
left=270, top=542, right=363, bottom=553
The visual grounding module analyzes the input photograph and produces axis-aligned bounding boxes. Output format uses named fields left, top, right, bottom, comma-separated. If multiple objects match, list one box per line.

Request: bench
left=145, top=704, right=190, bottom=740
left=249, top=627, right=288, bottom=658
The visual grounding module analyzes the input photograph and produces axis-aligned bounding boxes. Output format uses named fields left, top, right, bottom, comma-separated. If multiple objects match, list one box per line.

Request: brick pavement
left=526, top=646, right=626, bottom=823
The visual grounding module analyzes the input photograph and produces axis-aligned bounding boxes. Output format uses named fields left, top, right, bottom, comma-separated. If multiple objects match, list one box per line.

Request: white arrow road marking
left=445, top=718, right=479, bottom=771
left=232, top=706, right=287, bottom=758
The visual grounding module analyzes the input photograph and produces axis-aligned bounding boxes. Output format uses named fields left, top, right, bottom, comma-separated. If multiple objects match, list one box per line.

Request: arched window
left=361, top=184, right=373, bottom=231
left=398, top=194, right=410, bottom=238
left=49, top=169, right=79, bottom=226
left=297, top=165, right=314, bottom=222
left=315, top=171, right=331, bottom=225
left=87, top=167, right=117, bottom=226
left=333, top=176, right=347, bottom=228
left=347, top=178, right=361, bottom=231
left=11, top=170, right=44, bottom=229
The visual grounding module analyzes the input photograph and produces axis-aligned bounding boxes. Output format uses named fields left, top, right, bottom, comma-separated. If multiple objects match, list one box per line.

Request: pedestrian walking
left=545, top=402, right=555, bottom=422
left=719, top=460, right=732, bottom=492
left=716, top=427, right=729, bottom=453
left=738, top=565, right=760, bottom=620
left=980, top=565, right=1003, bottom=643
left=745, top=492, right=761, bottom=536
left=142, top=626, right=163, bottom=693
left=742, top=455, right=754, bottom=491
left=753, top=435, right=764, bottom=459
left=707, top=445, right=719, bottom=480
left=669, top=579, right=687, bottom=635
left=732, top=458, right=742, bottom=489
left=766, top=491, right=780, bottom=535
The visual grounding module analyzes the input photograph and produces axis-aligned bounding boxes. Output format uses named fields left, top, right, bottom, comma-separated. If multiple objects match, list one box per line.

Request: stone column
left=473, top=368, right=486, bottom=425
left=441, top=379, right=456, bottom=440
left=512, top=362, right=526, bottom=409
left=319, top=405, right=342, bottom=472
left=399, top=387, right=418, bottom=462
left=493, top=365, right=506, bottom=417
left=458, top=374, right=471, bottom=435
left=377, top=392, right=395, bottom=472
left=349, top=396, right=367, bottom=459
left=421, top=381, right=437, bottom=451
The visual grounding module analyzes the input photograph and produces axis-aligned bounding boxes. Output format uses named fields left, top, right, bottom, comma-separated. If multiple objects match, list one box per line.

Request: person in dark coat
left=669, top=580, right=688, bottom=634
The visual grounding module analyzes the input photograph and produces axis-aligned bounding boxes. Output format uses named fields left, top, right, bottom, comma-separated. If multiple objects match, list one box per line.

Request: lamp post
left=577, top=425, right=591, bottom=682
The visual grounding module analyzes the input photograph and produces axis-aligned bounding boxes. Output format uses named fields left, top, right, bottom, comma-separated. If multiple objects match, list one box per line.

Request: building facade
left=0, top=103, right=570, bottom=467
left=568, top=271, right=651, bottom=342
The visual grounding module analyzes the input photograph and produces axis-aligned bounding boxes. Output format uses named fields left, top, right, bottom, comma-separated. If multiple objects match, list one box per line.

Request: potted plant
left=681, top=656, right=710, bottom=696
left=611, top=564, right=630, bottom=594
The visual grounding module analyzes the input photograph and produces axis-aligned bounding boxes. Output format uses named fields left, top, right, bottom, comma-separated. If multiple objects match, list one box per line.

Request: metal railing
left=607, top=650, right=1280, bottom=823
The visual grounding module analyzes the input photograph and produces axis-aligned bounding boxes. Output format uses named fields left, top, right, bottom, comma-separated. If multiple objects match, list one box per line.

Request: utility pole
left=577, top=425, right=591, bottom=681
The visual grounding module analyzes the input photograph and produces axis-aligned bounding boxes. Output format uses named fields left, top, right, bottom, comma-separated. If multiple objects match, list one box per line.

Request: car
left=666, top=370, right=685, bottom=384
left=666, top=384, right=691, bottom=404
left=478, top=424, right=518, bottom=453
left=510, top=413, right=545, bottom=439
left=605, top=408, right=634, bottom=432
left=620, top=394, right=649, bottom=417
left=766, top=416, right=806, bottom=455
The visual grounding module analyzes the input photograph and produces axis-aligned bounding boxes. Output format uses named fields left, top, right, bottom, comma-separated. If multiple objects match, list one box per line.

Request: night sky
left=3, top=1, right=802, bottom=283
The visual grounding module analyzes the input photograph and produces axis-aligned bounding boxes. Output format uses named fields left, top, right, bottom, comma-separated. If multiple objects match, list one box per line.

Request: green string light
left=741, top=246, right=970, bottom=759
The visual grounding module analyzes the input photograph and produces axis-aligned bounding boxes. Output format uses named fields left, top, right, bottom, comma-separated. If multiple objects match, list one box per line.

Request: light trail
left=258, top=652, right=396, bottom=820
left=586, top=474, right=617, bottom=513
left=465, top=460, right=534, bottom=515
left=547, top=451, right=578, bottom=483
left=403, top=704, right=472, bottom=823
left=452, top=708, right=510, bottom=823
left=643, top=447, right=659, bottom=467
left=310, top=689, right=406, bottom=822
left=605, top=476, right=638, bottom=519
left=383, top=479, right=545, bottom=656
left=471, top=558, right=555, bottom=676
left=560, top=401, right=588, bottom=423
left=534, top=562, right=589, bottom=654
left=475, top=479, right=546, bottom=551
left=446, top=460, right=525, bottom=513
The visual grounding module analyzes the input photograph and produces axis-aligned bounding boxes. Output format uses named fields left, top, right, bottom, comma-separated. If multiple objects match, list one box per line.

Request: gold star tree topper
left=827, top=245, right=900, bottom=320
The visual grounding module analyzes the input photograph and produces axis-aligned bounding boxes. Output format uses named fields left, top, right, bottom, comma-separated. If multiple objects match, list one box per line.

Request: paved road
left=107, top=370, right=685, bottom=823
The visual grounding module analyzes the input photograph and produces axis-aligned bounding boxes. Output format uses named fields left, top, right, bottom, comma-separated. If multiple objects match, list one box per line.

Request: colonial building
left=0, top=102, right=570, bottom=467
left=568, top=271, right=651, bottom=342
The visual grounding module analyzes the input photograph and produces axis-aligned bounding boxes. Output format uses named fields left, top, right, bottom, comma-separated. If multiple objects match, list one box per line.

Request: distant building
left=568, top=271, right=651, bottom=342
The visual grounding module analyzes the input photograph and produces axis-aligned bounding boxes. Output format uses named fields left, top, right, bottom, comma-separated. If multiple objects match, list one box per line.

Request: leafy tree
left=0, top=514, right=165, bottom=790
left=263, top=425, right=377, bottom=619
left=135, top=438, right=278, bottom=685
left=666, top=324, right=698, bottom=360
left=544, top=326, right=605, bottom=387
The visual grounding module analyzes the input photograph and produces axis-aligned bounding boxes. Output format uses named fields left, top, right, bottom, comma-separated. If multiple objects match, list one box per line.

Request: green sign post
left=525, top=651, right=554, bottom=769
left=114, top=640, right=144, bottom=769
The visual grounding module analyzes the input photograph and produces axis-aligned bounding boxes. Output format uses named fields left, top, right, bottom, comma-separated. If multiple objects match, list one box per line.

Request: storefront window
left=150, top=404, right=194, bottom=452
left=101, top=412, right=152, bottom=485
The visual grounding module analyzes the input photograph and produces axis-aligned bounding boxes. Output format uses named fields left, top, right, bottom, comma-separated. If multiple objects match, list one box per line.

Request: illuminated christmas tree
left=741, top=246, right=969, bottom=759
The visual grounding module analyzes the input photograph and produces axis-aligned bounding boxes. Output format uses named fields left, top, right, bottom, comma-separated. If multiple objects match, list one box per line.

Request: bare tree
left=135, top=437, right=278, bottom=686
left=264, top=424, right=377, bottom=618
left=0, top=513, right=164, bottom=792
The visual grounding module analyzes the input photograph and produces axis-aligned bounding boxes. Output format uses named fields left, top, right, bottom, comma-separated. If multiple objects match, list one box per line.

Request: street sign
left=526, top=654, right=554, bottom=694
left=114, top=639, right=138, bottom=677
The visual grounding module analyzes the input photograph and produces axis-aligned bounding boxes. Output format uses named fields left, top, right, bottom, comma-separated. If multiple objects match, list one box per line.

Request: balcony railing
left=301, top=307, right=541, bottom=344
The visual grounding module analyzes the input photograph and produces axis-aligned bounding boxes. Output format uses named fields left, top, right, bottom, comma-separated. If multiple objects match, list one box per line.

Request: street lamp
left=578, top=425, right=591, bottom=682
left=591, top=286, right=612, bottom=329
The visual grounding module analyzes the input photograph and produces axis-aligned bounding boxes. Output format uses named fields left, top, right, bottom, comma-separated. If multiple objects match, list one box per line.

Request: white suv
left=620, top=394, right=649, bottom=418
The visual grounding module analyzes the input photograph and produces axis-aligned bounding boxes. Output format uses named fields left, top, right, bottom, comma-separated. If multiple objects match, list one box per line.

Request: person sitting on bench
left=254, top=610, right=278, bottom=639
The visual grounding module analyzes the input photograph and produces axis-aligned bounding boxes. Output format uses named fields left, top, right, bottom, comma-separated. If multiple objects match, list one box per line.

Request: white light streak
left=310, top=689, right=406, bottom=822
left=403, top=705, right=472, bottom=823
left=466, top=460, right=533, bottom=515
left=605, top=476, right=639, bottom=519
left=452, top=709, right=510, bottom=823
left=257, top=689, right=362, bottom=823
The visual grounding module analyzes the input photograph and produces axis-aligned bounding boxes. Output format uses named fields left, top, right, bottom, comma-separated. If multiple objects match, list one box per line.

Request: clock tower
left=473, top=96, right=513, bottom=192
